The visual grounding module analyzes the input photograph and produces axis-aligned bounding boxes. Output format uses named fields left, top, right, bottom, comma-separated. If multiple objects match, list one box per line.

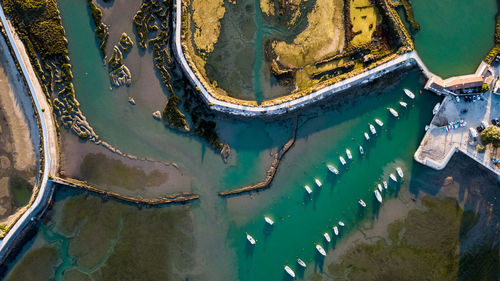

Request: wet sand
left=0, top=33, right=39, bottom=222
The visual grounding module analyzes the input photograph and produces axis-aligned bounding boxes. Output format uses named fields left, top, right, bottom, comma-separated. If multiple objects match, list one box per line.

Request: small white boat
left=400, top=101, right=407, bottom=108
left=315, top=178, right=322, bottom=187
left=316, top=244, right=326, bottom=256
left=396, top=167, right=404, bottom=178
left=346, top=149, right=352, bottom=160
left=404, top=88, right=415, bottom=99
left=297, top=258, right=307, bottom=268
left=388, top=108, right=399, bottom=118
left=364, top=132, right=370, bottom=140
left=339, top=156, right=346, bottom=165
left=375, top=119, right=384, bottom=127
left=359, top=146, right=364, bottom=155
left=425, top=125, right=430, bottom=131
left=358, top=199, right=366, bottom=207
left=377, top=184, right=383, bottom=192
left=338, top=221, right=345, bottom=227
left=304, top=185, right=312, bottom=194
left=333, top=226, right=339, bottom=236
left=284, top=266, right=296, bottom=278
left=324, top=232, right=331, bottom=242
left=246, top=233, right=256, bottom=245
left=383, top=181, right=388, bottom=189
left=369, top=124, right=377, bottom=134
left=375, top=190, right=382, bottom=203
left=327, top=164, right=339, bottom=174
left=264, top=216, right=274, bottom=225
left=432, top=103, right=440, bottom=115
left=390, top=173, right=397, bottom=182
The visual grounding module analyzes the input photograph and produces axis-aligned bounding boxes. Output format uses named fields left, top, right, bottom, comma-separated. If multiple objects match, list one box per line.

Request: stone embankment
left=52, top=176, right=199, bottom=205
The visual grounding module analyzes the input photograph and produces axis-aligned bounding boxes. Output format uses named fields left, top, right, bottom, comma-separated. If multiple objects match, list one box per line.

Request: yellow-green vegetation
left=192, top=0, right=225, bottom=54
left=476, top=144, right=486, bottom=153
left=350, top=0, right=381, bottom=46
left=260, top=0, right=275, bottom=16
left=119, top=33, right=133, bottom=53
left=163, top=94, right=188, bottom=130
left=272, top=0, right=345, bottom=69
left=87, top=0, right=108, bottom=57
left=485, top=0, right=500, bottom=63
left=108, top=46, right=123, bottom=69
left=327, top=197, right=469, bottom=280
left=5, top=246, right=60, bottom=281
left=3, top=0, right=79, bottom=128
left=481, top=125, right=500, bottom=147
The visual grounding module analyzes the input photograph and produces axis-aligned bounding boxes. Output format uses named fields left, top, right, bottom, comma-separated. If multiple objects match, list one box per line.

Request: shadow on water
left=313, top=251, right=325, bottom=272
left=263, top=223, right=273, bottom=238
left=372, top=197, right=381, bottom=219
left=245, top=242, right=255, bottom=258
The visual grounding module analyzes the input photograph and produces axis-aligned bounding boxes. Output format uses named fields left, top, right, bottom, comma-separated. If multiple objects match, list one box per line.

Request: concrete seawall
left=173, top=0, right=433, bottom=117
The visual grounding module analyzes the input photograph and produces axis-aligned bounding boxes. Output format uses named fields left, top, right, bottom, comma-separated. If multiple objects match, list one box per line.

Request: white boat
left=316, top=244, right=326, bottom=256
left=383, top=181, right=388, bottom=189
left=369, top=124, right=377, bottom=134
left=297, top=258, right=307, bottom=268
left=375, top=190, right=382, bottom=203
left=358, top=199, right=366, bottom=207
left=390, top=173, right=397, bottom=182
left=346, top=149, right=352, bottom=160
left=246, top=233, right=256, bottom=245
left=338, top=221, right=345, bottom=227
left=315, top=178, right=322, bottom=187
left=404, top=88, right=415, bottom=99
left=388, top=108, right=399, bottom=118
left=377, top=184, right=383, bottom=192
left=304, top=185, right=312, bottom=194
left=375, top=119, right=384, bottom=127
left=396, top=167, right=404, bottom=178
left=339, top=156, right=346, bottom=165
left=333, top=226, right=339, bottom=236
left=359, top=146, right=364, bottom=155
left=264, top=216, right=274, bottom=225
left=324, top=232, right=331, bottom=242
left=425, top=125, right=430, bottom=131
left=432, top=103, right=440, bottom=115
left=364, top=132, right=370, bottom=140
left=327, top=164, right=339, bottom=174
left=284, top=266, right=296, bottom=278
left=400, top=101, right=407, bottom=108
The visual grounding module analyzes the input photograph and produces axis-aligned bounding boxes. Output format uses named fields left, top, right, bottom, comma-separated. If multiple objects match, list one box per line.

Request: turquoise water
left=413, top=0, right=497, bottom=78
left=3, top=0, right=498, bottom=279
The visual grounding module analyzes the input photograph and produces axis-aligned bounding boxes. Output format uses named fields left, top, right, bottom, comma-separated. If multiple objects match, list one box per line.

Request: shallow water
left=2, top=0, right=498, bottom=279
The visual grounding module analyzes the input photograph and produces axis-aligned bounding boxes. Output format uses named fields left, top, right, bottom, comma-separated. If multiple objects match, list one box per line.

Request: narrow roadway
left=0, top=4, right=58, bottom=261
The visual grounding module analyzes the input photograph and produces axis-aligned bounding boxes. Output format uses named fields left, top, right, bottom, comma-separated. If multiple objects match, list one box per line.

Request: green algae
left=5, top=246, right=60, bottom=281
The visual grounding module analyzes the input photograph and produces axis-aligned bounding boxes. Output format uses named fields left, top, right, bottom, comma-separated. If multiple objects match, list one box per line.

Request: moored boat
left=377, top=184, right=383, bottom=192
left=338, top=221, right=345, bottom=227
left=333, top=226, right=339, bottom=236
left=246, top=233, right=256, bottom=245
left=375, top=190, right=382, bottom=203
left=364, top=132, right=370, bottom=140
left=375, top=119, right=384, bottom=127
left=388, top=108, right=399, bottom=117
left=358, top=199, right=366, bottom=207
left=304, top=185, right=312, bottom=194
left=316, top=244, right=326, bottom=256
left=400, top=101, right=407, bottom=108
left=327, top=164, right=339, bottom=174
left=383, top=181, right=388, bottom=189
left=339, top=156, right=346, bottom=165
left=404, top=88, right=415, bottom=99
left=284, top=266, right=296, bottom=278
left=433, top=103, right=440, bottom=115
left=315, top=178, right=322, bottom=187
left=369, top=124, right=377, bottom=134
left=264, top=216, right=274, bottom=225
left=390, top=173, right=397, bottom=182
left=324, top=232, right=331, bottom=242
left=396, top=167, right=404, bottom=178
left=346, top=149, right=352, bottom=160
left=297, top=258, right=307, bottom=268
left=359, top=146, right=364, bottom=155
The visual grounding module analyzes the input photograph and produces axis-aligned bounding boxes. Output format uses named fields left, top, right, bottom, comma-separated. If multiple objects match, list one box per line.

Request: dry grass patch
left=192, top=0, right=225, bottom=54
left=350, top=0, right=381, bottom=46
left=272, top=0, right=345, bottom=69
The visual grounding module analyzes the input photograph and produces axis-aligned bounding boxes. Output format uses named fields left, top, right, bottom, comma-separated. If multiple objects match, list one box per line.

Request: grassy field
left=272, top=0, right=345, bottom=69
left=350, top=0, right=381, bottom=46
left=260, top=0, right=275, bottom=16
left=192, top=0, right=225, bottom=54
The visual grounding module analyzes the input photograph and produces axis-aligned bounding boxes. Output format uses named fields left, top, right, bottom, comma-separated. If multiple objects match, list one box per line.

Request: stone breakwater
left=174, top=0, right=433, bottom=117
